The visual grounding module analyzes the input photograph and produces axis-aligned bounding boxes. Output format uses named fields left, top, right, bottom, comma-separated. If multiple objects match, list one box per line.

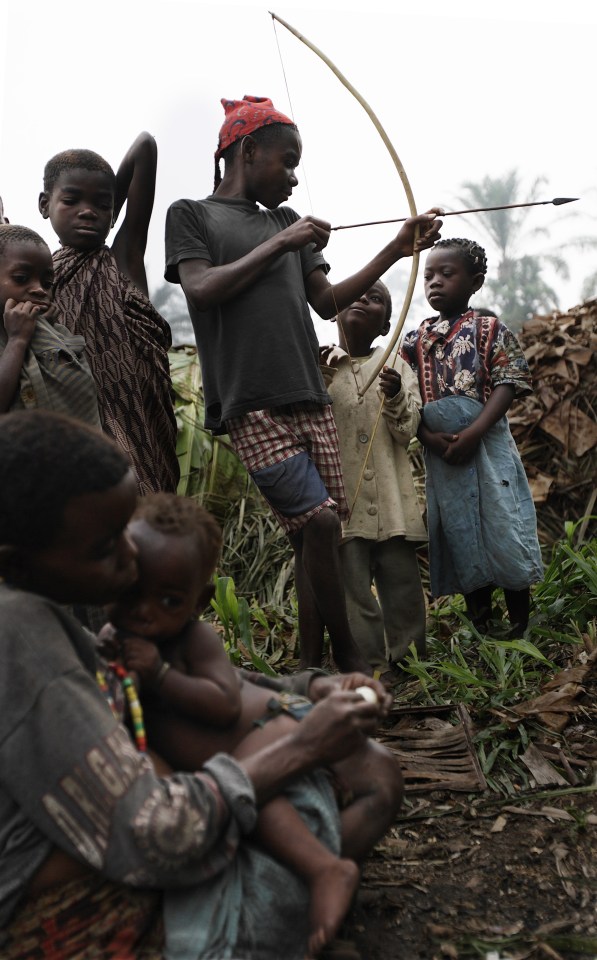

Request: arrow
left=331, top=197, right=579, bottom=231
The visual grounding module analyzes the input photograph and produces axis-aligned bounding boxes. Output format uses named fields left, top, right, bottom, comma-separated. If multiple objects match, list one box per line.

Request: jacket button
left=364, top=469, right=374, bottom=480
left=367, top=505, right=378, bottom=516
left=359, top=433, right=368, bottom=443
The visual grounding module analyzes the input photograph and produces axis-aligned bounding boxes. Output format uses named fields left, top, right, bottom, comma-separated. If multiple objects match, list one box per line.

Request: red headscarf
left=215, top=95, right=294, bottom=160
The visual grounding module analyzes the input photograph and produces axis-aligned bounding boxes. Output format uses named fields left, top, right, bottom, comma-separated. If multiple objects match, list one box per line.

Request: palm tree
left=151, top=281, right=195, bottom=345
left=455, top=171, right=570, bottom=329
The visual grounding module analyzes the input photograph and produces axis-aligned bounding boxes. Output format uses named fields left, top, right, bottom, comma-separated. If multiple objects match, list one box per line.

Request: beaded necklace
left=96, top=663, right=147, bottom=754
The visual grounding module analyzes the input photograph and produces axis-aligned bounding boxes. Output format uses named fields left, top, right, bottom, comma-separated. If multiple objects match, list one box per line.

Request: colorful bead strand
left=96, top=669, right=119, bottom=719
left=121, top=674, right=147, bottom=754
left=97, top=662, right=147, bottom=754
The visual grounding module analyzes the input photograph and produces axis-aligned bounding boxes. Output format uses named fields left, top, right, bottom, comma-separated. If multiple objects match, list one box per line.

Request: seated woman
left=101, top=492, right=403, bottom=958
left=0, top=410, right=400, bottom=960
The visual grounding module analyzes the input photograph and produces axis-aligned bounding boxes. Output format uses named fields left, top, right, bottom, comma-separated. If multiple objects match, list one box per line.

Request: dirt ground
left=345, top=787, right=597, bottom=960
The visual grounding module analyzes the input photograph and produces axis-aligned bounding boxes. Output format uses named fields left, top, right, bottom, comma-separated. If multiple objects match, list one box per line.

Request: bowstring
left=348, top=223, right=420, bottom=517
left=271, top=15, right=361, bottom=397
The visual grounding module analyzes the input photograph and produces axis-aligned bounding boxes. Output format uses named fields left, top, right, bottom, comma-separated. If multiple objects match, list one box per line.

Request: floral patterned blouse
left=400, top=310, right=532, bottom=405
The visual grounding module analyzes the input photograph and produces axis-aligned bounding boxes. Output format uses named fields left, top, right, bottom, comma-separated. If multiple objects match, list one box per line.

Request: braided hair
left=433, top=238, right=488, bottom=276
left=213, top=122, right=299, bottom=192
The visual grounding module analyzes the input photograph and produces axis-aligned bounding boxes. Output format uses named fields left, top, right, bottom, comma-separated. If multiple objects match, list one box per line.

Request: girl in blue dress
left=401, top=238, right=543, bottom=633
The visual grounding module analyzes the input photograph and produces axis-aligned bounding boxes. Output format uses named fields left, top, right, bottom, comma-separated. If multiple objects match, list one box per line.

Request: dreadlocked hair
left=213, top=121, right=299, bottom=192
left=43, top=149, right=116, bottom=194
left=0, top=224, right=49, bottom=259
left=133, top=493, right=223, bottom=577
left=433, top=238, right=488, bottom=276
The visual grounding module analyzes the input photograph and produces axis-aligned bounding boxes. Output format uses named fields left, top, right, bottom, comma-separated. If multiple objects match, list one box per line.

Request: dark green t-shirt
left=165, top=196, right=331, bottom=432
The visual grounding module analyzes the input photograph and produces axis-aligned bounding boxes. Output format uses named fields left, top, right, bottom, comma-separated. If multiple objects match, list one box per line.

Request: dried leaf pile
left=507, top=299, right=597, bottom=544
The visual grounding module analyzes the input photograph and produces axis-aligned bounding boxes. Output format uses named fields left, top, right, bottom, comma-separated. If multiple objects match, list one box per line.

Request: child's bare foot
left=307, top=858, right=360, bottom=958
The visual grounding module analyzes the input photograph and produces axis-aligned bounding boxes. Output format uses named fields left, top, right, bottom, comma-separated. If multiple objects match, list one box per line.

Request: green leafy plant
left=399, top=530, right=596, bottom=794
left=209, top=575, right=278, bottom=677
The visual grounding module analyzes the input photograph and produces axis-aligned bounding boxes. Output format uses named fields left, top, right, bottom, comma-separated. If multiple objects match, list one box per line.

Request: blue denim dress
left=422, top=396, right=543, bottom=597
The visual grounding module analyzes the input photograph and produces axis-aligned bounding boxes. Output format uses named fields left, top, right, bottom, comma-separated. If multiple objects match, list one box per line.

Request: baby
left=105, top=493, right=364, bottom=956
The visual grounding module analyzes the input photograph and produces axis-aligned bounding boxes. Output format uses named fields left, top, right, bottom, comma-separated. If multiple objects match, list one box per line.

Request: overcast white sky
left=1, top=0, right=596, bottom=342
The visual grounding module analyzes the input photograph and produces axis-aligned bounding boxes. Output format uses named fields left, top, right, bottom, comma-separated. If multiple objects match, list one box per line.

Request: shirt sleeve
left=489, top=322, right=533, bottom=397
left=165, top=200, right=211, bottom=284
left=0, top=598, right=256, bottom=891
left=399, top=331, right=419, bottom=374
left=380, top=359, right=422, bottom=446
left=237, top=668, right=328, bottom=698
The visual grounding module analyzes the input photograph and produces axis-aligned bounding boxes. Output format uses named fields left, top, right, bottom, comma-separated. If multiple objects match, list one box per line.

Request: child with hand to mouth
left=0, top=223, right=99, bottom=425
left=105, top=493, right=401, bottom=958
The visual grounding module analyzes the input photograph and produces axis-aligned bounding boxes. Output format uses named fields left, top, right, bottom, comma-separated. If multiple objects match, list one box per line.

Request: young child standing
left=401, top=238, right=543, bottom=633
left=0, top=224, right=100, bottom=426
left=165, top=94, right=442, bottom=673
left=106, top=492, right=398, bottom=957
left=321, top=281, right=427, bottom=683
left=38, top=131, right=178, bottom=494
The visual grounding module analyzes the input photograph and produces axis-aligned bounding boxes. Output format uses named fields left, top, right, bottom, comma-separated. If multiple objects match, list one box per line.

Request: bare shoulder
left=182, top=619, right=236, bottom=675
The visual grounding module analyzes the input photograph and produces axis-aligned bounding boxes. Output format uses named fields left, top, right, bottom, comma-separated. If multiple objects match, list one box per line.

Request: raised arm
left=305, top=211, right=442, bottom=319
left=110, top=132, right=157, bottom=296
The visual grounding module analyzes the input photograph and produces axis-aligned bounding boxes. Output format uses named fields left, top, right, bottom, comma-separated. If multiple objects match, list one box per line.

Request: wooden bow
left=270, top=11, right=419, bottom=396
left=270, top=12, right=423, bottom=515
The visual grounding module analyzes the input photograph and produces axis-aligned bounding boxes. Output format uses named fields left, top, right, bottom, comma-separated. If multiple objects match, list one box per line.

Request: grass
left=206, top=523, right=596, bottom=796
left=202, top=512, right=596, bottom=794
left=169, top=346, right=596, bottom=795
left=394, top=524, right=597, bottom=794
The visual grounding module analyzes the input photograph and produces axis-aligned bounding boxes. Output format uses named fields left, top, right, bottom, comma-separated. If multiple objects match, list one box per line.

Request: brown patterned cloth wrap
left=52, top=245, right=179, bottom=494
left=1, top=875, right=164, bottom=959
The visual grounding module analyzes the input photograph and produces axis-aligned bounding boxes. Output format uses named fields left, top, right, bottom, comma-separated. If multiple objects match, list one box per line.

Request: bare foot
left=307, top=858, right=360, bottom=958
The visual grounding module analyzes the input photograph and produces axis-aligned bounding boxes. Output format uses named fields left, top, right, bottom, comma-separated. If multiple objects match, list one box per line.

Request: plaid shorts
left=227, top=403, right=348, bottom=534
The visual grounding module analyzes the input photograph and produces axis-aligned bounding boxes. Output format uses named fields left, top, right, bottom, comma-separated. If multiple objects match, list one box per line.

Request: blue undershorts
left=251, top=451, right=329, bottom=517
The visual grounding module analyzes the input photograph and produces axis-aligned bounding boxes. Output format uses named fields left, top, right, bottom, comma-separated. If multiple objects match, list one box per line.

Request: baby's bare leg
left=233, top=717, right=359, bottom=956
left=332, top=738, right=403, bottom=862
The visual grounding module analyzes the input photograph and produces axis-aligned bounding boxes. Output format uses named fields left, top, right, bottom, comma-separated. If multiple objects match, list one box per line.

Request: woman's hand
left=308, top=673, right=392, bottom=716
left=295, top=690, right=383, bottom=766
